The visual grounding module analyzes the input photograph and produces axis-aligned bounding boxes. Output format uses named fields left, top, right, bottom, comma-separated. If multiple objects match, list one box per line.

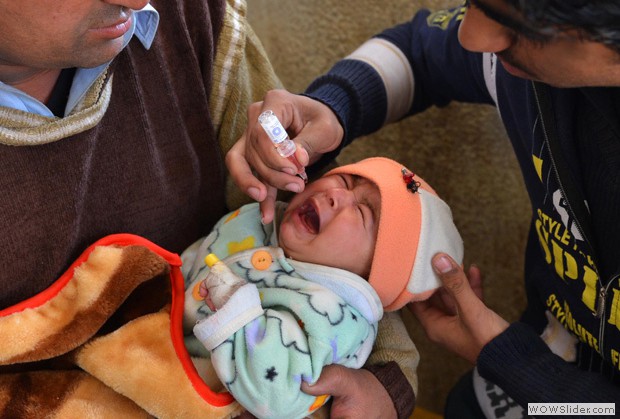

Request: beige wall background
left=247, top=0, right=530, bottom=413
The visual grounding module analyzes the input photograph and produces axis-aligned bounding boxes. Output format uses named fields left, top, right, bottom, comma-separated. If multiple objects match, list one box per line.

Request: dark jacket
left=305, top=6, right=620, bottom=405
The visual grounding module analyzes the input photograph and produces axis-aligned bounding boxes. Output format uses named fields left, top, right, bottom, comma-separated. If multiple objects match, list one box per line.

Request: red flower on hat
left=401, top=168, right=421, bottom=193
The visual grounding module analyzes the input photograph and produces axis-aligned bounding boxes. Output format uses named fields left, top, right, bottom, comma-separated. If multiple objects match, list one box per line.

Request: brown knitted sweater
left=0, top=0, right=230, bottom=309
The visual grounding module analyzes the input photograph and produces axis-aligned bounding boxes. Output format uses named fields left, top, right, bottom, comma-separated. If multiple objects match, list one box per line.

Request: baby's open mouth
left=298, top=201, right=320, bottom=234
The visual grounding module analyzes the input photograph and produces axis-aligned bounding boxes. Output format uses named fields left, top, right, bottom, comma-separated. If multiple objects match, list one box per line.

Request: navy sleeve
left=382, top=8, right=494, bottom=114
left=478, top=322, right=620, bottom=405
left=304, top=7, right=494, bottom=150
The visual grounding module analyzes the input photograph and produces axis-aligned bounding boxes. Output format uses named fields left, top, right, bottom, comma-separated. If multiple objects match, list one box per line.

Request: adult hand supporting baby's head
left=409, top=254, right=510, bottom=364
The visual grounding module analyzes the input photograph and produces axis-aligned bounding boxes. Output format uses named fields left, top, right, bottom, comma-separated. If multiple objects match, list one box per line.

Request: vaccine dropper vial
left=258, top=110, right=308, bottom=182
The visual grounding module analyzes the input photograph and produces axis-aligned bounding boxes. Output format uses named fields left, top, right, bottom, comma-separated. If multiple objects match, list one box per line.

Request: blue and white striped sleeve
left=304, top=7, right=495, bottom=148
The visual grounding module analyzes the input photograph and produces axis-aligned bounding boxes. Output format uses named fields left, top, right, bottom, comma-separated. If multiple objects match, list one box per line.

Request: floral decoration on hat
left=401, top=168, right=421, bottom=193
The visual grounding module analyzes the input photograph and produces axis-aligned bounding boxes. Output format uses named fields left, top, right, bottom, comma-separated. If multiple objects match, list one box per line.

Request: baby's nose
left=326, top=188, right=356, bottom=208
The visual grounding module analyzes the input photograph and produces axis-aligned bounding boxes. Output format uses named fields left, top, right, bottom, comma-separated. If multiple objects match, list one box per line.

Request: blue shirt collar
left=0, top=4, right=159, bottom=117
left=132, top=3, right=159, bottom=50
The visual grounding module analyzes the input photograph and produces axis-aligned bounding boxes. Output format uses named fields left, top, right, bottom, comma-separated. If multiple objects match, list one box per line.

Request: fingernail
left=304, top=378, right=320, bottom=387
left=282, top=167, right=296, bottom=176
left=285, top=183, right=301, bottom=193
left=433, top=255, right=454, bottom=273
left=247, top=187, right=261, bottom=201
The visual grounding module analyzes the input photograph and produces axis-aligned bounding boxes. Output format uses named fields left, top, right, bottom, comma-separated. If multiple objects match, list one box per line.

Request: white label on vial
left=259, top=112, right=288, bottom=144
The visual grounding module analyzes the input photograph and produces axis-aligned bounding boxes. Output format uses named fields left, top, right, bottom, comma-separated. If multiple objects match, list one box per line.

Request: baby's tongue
left=298, top=202, right=320, bottom=233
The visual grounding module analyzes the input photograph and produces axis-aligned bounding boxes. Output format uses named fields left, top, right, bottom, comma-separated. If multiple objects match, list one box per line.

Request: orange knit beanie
left=326, top=157, right=463, bottom=311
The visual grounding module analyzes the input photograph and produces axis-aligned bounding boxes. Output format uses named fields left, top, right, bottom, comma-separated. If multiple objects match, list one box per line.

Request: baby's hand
left=203, top=263, right=246, bottom=309
left=199, top=281, right=217, bottom=312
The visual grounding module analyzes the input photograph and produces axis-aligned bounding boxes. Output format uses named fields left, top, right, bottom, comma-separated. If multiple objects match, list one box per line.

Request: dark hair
left=505, top=0, right=620, bottom=52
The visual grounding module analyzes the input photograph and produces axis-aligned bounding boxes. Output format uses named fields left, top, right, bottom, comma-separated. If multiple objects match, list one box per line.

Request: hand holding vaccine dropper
left=258, top=110, right=309, bottom=182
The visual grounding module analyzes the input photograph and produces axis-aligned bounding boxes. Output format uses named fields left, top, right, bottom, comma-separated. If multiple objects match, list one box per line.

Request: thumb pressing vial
left=258, top=110, right=308, bottom=182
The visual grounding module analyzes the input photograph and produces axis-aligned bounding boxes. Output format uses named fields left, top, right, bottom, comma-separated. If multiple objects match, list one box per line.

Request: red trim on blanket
left=0, top=233, right=234, bottom=406
left=169, top=261, right=235, bottom=406
left=0, top=234, right=182, bottom=316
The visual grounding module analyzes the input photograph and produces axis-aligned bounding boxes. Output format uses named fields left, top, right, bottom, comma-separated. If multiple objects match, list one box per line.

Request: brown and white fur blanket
left=0, top=234, right=244, bottom=418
